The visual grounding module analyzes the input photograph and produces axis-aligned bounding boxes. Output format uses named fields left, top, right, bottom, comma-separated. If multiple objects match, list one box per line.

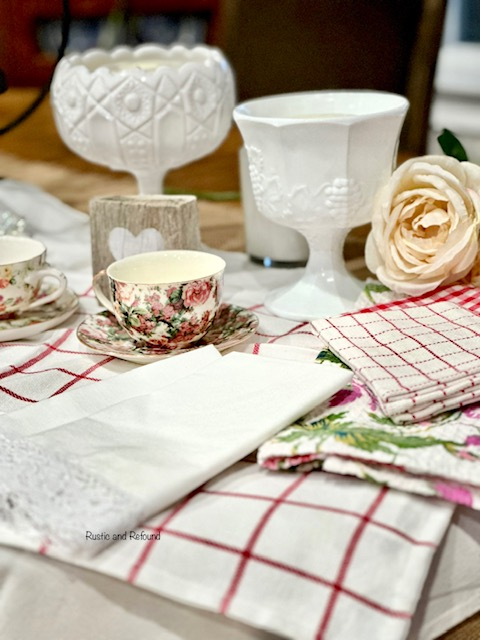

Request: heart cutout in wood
left=108, top=227, right=165, bottom=261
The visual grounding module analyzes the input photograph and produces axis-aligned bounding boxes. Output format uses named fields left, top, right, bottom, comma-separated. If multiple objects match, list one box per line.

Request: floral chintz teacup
left=0, top=236, right=67, bottom=317
left=93, top=250, right=225, bottom=348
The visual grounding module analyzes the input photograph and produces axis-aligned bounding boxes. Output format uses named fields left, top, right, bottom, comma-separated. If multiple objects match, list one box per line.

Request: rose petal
left=368, top=154, right=480, bottom=295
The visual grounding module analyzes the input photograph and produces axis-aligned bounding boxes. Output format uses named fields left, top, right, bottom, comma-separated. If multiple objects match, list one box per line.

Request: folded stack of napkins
left=313, top=300, right=480, bottom=423
left=0, top=345, right=352, bottom=558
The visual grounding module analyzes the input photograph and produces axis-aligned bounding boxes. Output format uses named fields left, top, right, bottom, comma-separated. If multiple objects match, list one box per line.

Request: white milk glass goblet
left=51, top=44, right=235, bottom=195
left=234, top=90, right=409, bottom=320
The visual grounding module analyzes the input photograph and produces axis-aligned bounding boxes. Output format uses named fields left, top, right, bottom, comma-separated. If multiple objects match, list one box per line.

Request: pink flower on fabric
left=364, top=384, right=379, bottom=411
left=465, top=435, right=480, bottom=447
left=262, top=458, right=279, bottom=470
left=329, top=382, right=362, bottom=407
left=261, top=454, right=317, bottom=470
left=182, top=280, right=212, bottom=307
left=457, top=450, right=477, bottom=462
left=463, top=405, right=480, bottom=419
left=0, top=278, right=9, bottom=288
left=280, top=454, right=318, bottom=468
left=434, top=482, right=473, bottom=507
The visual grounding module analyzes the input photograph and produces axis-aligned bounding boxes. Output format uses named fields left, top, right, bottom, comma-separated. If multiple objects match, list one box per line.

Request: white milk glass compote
left=51, top=44, right=235, bottom=194
left=234, top=90, right=409, bottom=320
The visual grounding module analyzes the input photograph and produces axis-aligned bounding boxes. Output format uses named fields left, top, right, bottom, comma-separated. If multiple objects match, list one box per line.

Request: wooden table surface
left=0, top=88, right=478, bottom=640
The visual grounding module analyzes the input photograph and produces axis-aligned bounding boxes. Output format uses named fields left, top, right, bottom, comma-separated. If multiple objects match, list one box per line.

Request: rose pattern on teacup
left=0, top=265, right=13, bottom=288
left=110, top=274, right=222, bottom=348
left=0, top=262, right=40, bottom=316
left=76, top=303, right=259, bottom=361
left=0, top=236, right=68, bottom=317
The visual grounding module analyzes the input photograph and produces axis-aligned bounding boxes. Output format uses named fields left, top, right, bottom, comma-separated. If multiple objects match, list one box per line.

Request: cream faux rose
left=365, top=155, right=480, bottom=295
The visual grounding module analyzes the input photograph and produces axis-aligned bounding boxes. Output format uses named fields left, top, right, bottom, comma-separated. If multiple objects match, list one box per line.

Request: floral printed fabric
left=257, top=285, right=480, bottom=510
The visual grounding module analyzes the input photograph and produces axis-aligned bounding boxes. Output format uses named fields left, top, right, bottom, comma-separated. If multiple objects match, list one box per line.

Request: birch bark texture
left=89, top=195, right=202, bottom=277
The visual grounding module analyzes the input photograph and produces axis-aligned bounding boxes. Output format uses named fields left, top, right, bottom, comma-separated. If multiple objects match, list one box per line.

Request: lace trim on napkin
left=0, top=433, right=141, bottom=557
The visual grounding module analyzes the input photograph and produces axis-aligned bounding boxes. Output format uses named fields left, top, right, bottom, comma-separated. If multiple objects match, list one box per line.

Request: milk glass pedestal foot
left=51, top=44, right=235, bottom=194
left=234, top=91, right=409, bottom=320
left=264, top=227, right=364, bottom=320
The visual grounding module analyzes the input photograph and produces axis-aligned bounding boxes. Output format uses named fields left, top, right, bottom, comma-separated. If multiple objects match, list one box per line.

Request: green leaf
left=128, top=315, right=141, bottom=327
left=315, top=349, right=351, bottom=370
left=367, top=412, right=398, bottom=426
left=437, top=129, right=468, bottom=162
left=275, top=431, right=307, bottom=444
left=169, top=288, right=183, bottom=304
left=298, top=412, right=351, bottom=430
left=363, top=282, right=391, bottom=304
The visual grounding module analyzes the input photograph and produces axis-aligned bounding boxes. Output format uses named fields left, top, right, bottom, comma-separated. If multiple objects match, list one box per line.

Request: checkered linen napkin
left=258, top=286, right=480, bottom=511
left=0, top=180, right=457, bottom=640
left=312, top=297, right=480, bottom=423
left=256, top=341, right=480, bottom=511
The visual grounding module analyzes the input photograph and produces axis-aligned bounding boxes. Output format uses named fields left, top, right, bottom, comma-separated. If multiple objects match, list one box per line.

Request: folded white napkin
left=313, top=300, right=480, bottom=423
left=0, top=345, right=351, bottom=558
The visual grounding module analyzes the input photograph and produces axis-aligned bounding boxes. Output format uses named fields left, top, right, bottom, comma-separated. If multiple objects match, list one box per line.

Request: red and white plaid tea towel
left=313, top=299, right=480, bottom=423
left=0, top=461, right=454, bottom=640
left=354, top=282, right=480, bottom=315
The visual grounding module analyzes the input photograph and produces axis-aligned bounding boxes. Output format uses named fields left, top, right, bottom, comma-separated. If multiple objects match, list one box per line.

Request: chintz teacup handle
left=25, top=267, right=67, bottom=309
left=92, top=270, right=115, bottom=314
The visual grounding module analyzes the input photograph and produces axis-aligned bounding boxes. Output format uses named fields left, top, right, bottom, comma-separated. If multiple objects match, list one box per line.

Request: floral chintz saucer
left=0, top=288, right=79, bottom=342
left=77, top=303, right=259, bottom=364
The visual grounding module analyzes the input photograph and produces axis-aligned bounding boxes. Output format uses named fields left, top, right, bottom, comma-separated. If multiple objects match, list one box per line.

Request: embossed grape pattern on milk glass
left=51, top=44, right=235, bottom=194
left=247, top=145, right=364, bottom=229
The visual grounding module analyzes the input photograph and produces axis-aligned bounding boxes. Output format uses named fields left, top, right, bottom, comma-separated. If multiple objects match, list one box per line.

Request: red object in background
left=0, top=0, right=222, bottom=87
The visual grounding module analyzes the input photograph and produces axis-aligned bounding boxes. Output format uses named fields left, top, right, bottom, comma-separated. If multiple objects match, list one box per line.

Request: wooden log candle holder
left=89, top=195, right=202, bottom=277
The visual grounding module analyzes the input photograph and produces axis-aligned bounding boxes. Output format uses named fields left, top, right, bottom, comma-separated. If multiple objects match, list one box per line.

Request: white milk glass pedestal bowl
left=51, top=44, right=235, bottom=194
left=234, top=90, right=409, bottom=320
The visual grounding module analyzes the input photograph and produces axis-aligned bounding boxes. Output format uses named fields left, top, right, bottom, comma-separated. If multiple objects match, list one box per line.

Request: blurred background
left=0, top=0, right=479, bottom=159
left=428, top=0, right=480, bottom=161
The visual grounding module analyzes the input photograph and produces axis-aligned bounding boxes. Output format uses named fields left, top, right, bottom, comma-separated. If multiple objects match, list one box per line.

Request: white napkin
left=313, top=300, right=480, bottom=423
left=0, top=345, right=352, bottom=558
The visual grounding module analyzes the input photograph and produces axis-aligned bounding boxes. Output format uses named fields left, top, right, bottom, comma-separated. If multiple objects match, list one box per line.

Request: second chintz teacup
left=93, top=250, right=225, bottom=348
left=0, top=235, right=67, bottom=316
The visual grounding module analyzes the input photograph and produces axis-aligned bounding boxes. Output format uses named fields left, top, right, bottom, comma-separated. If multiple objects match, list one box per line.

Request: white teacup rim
left=0, top=235, right=46, bottom=265
left=106, top=249, right=226, bottom=285
left=233, top=89, right=409, bottom=124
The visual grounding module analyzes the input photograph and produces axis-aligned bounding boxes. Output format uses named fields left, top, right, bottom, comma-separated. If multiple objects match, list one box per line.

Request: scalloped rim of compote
left=62, top=43, right=227, bottom=75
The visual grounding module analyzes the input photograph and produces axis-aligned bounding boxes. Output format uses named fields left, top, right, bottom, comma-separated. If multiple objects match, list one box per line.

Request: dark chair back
left=220, top=0, right=447, bottom=155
